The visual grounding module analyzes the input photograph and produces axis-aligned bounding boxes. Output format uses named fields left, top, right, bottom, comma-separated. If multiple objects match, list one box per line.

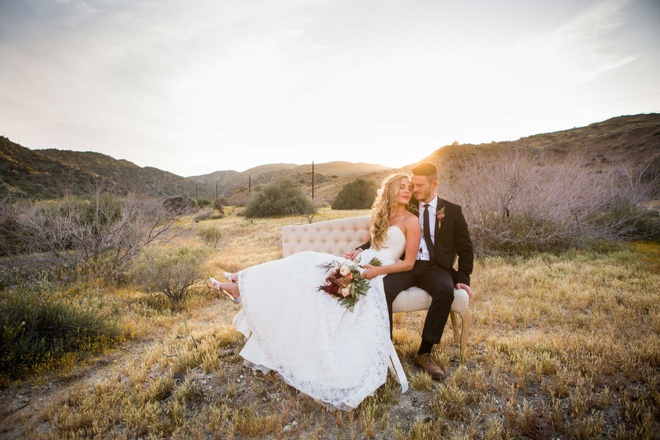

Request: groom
left=359, top=162, right=474, bottom=379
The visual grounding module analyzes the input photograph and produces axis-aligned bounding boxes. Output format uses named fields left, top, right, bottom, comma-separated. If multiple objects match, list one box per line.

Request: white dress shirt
left=417, top=197, right=438, bottom=261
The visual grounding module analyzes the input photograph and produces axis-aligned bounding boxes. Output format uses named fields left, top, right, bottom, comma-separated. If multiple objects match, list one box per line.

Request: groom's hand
left=343, top=249, right=362, bottom=260
left=455, top=283, right=473, bottom=299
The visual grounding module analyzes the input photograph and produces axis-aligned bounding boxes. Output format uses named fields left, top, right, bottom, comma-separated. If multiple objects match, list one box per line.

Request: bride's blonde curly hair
left=370, top=173, right=413, bottom=249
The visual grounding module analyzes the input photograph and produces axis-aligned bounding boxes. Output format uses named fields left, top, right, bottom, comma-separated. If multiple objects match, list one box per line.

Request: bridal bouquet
left=318, top=256, right=381, bottom=312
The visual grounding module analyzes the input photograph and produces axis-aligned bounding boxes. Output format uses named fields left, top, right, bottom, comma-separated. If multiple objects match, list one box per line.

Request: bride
left=212, top=173, right=421, bottom=411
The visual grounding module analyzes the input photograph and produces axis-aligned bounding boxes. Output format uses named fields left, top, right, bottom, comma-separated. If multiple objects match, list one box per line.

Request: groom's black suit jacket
left=360, top=196, right=473, bottom=285
left=430, top=197, right=473, bottom=286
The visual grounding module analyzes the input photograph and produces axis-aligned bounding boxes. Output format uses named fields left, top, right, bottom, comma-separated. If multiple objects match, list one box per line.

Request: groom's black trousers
left=383, top=260, right=454, bottom=344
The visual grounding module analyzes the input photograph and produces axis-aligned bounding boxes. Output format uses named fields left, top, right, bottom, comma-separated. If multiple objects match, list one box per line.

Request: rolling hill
left=1, top=113, right=658, bottom=203
left=188, top=161, right=394, bottom=204
left=419, top=113, right=660, bottom=170
left=0, top=137, right=98, bottom=199
left=0, top=138, right=197, bottom=200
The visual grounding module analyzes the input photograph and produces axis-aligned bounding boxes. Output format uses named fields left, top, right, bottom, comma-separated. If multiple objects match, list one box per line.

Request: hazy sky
left=1, top=0, right=658, bottom=176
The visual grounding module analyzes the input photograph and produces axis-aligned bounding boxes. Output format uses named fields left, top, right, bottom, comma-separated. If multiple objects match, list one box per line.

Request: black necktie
left=423, top=203, right=436, bottom=262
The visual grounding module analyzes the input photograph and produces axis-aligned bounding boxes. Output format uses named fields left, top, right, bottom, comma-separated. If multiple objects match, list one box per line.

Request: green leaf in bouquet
left=368, top=257, right=382, bottom=266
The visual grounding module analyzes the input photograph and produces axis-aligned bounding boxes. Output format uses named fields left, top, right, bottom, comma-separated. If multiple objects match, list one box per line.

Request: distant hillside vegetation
left=2, top=113, right=657, bottom=202
left=418, top=113, right=660, bottom=176
left=0, top=138, right=196, bottom=199
left=188, top=161, right=393, bottom=203
left=39, top=149, right=196, bottom=198
left=0, top=137, right=98, bottom=199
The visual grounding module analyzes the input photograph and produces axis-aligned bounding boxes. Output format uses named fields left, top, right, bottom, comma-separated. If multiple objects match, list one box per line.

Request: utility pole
left=215, top=182, right=219, bottom=201
left=311, top=161, right=315, bottom=200
left=248, top=175, right=251, bottom=195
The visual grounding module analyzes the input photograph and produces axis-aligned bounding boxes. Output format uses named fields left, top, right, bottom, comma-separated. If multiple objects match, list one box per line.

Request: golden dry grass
left=1, top=210, right=658, bottom=439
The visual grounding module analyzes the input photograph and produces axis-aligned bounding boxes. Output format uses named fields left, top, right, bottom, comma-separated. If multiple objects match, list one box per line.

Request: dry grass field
left=1, top=209, right=658, bottom=439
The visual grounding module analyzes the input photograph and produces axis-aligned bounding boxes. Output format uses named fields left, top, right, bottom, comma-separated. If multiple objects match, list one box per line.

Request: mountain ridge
left=2, top=113, right=658, bottom=202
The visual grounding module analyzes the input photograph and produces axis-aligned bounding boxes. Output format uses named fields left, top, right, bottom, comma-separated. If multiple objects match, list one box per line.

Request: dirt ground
left=0, top=300, right=462, bottom=439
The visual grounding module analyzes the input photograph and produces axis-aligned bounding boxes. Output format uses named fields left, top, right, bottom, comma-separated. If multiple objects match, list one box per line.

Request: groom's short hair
left=411, top=162, right=438, bottom=182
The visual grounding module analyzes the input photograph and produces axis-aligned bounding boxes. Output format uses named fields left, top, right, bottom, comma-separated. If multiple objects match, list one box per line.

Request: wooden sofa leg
left=450, top=311, right=460, bottom=344
left=459, top=310, right=470, bottom=364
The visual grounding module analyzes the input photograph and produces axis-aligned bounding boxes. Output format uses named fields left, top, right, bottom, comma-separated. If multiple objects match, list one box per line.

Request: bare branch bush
left=5, top=191, right=178, bottom=284
left=438, top=146, right=658, bottom=255
left=285, top=205, right=318, bottom=224
left=601, top=154, right=660, bottom=239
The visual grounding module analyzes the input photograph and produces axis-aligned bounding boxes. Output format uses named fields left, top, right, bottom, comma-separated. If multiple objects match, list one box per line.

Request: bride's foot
left=223, top=271, right=238, bottom=283
left=209, top=278, right=242, bottom=304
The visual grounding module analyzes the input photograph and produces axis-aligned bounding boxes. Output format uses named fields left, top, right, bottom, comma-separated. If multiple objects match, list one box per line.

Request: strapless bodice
left=358, top=226, right=405, bottom=266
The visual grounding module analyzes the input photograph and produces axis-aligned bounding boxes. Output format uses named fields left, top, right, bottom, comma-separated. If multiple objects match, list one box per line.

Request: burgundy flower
left=317, top=258, right=379, bottom=311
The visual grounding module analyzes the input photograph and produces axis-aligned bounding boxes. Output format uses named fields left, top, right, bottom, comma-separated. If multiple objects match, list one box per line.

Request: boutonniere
left=437, top=206, right=446, bottom=222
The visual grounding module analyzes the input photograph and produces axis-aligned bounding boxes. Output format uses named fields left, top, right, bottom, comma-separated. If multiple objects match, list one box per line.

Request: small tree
left=331, top=179, right=378, bottom=210
left=243, top=178, right=316, bottom=218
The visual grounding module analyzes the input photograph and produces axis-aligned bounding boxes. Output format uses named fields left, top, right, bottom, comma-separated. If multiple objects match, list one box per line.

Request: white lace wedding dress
left=231, top=226, right=409, bottom=411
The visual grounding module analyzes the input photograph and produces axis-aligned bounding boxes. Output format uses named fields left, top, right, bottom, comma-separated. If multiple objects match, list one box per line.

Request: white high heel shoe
left=223, top=272, right=237, bottom=283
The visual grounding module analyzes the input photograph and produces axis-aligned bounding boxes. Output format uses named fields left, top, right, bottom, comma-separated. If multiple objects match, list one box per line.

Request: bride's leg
left=218, top=282, right=241, bottom=300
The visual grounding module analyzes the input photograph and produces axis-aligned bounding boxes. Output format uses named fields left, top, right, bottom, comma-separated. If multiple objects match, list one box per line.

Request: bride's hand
left=361, top=264, right=380, bottom=280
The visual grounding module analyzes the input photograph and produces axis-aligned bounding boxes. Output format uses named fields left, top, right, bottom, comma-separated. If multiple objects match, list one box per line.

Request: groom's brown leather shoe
left=414, top=353, right=446, bottom=380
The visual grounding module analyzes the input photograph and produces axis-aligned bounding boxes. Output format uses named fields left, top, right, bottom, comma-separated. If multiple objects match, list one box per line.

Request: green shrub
left=131, top=247, right=208, bottom=304
left=331, top=179, right=378, bottom=210
left=194, top=198, right=213, bottom=208
left=197, top=226, right=222, bottom=248
left=243, top=178, right=316, bottom=218
left=163, top=195, right=195, bottom=214
left=0, top=287, right=124, bottom=383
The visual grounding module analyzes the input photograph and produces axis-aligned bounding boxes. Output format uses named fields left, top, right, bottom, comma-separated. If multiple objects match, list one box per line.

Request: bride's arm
left=344, top=216, right=375, bottom=259
left=361, top=216, right=421, bottom=279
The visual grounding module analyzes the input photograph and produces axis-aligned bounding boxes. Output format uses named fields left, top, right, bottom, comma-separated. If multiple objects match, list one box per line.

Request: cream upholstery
left=282, top=216, right=372, bottom=259
left=282, top=216, right=470, bottom=360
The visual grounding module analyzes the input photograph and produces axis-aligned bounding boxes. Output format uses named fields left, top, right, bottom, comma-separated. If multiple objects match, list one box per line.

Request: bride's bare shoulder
left=401, top=213, right=420, bottom=232
left=405, top=211, right=418, bottom=222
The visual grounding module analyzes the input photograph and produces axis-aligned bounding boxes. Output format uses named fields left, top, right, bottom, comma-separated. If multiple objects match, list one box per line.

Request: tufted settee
left=282, top=215, right=470, bottom=361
